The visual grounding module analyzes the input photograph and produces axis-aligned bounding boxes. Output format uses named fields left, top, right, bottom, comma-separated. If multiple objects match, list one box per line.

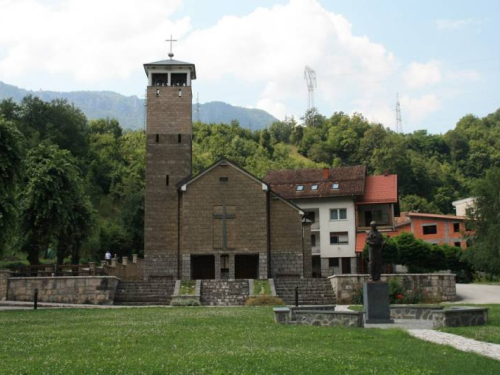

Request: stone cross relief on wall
left=213, top=205, right=236, bottom=250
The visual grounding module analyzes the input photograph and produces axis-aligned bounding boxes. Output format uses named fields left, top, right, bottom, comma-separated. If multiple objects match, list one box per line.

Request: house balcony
left=311, top=222, right=320, bottom=231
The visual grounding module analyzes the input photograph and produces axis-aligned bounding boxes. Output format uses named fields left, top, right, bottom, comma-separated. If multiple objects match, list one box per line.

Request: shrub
left=351, top=286, right=364, bottom=305
left=171, top=298, right=201, bottom=307
left=388, top=279, right=406, bottom=304
left=245, top=295, right=285, bottom=306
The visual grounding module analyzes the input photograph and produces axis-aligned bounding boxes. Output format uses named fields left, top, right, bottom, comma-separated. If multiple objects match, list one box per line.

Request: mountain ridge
left=0, top=81, right=277, bottom=130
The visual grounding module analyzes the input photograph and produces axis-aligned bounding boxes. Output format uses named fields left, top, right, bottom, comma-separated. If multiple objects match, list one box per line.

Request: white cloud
left=403, top=61, right=442, bottom=89
left=178, top=0, right=397, bottom=119
left=400, top=94, right=441, bottom=126
left=435, top=18, right=485, bottom=30
left=0, top=0, right=188, bottom=83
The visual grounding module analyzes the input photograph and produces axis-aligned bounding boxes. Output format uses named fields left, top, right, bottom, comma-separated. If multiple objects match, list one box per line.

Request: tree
left=400, top=195, right=441, bottom=214
left=0, top=119, right=25, bottom=253
left=19, top=144, right=93, bottom=265
left=464, top=168, right=500, bottom=275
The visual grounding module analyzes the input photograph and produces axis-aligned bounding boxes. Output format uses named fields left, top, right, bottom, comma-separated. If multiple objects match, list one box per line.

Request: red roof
left=406, top=212, right=467, bottom=221
left=263, top=166, right=366, bottom=200
left=355, top=230, right=399, bottom=252
left=358, top=174, right=398, bottom=204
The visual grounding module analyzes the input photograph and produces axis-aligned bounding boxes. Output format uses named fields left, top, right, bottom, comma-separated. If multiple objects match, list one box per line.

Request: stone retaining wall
left=432, top=307, right=488, bottom=328
left=273, top=307, right=363, bottom=327
left=7, top=277, right=119, bottom=305
left=0, top=270, right=12, bottom=301
left=390, top=305, right=443, bottom=320
left=329, top=274, right=456, bottom=304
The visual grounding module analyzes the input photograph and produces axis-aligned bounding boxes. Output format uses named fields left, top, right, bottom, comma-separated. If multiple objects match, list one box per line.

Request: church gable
left=180, top=161, right=268, bottom=254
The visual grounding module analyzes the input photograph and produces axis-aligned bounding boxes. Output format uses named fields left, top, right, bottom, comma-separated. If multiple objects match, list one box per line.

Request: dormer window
left=332, top=183, right=339, bottom=189
left=311, top=184, right=318, bottom=191
left=296, top=185, right=304, bottom=191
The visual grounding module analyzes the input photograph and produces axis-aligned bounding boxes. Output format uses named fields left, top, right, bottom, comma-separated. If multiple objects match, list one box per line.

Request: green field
left=0, top=307, right=499, bottom=374
left=440, top=304, right=500, bottom=345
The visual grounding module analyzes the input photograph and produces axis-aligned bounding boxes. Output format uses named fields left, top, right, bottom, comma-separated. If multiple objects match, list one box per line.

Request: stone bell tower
left=143, top=43, right=196, bottom=280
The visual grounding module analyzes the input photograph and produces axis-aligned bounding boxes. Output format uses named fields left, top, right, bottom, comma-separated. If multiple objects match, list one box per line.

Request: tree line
left=0, top=96, right=499, bottom=274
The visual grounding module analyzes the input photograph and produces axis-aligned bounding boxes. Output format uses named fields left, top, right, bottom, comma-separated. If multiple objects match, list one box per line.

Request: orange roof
left=406, top=212, right=467, bottom=221
left=356, top=232, right=367, bottom=252
left=355, top=230, right=399, bottom=252
left=358, top=174, right=398, bottom=204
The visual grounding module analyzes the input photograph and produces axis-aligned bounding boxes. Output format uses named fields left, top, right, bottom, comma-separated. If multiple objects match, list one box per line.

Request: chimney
left=322, top=168, right=329, bottom=180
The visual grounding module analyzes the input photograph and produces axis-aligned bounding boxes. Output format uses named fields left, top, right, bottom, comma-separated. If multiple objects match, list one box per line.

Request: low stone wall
left=432, top=307, right=488, bottom=328
left=7, top=276, right=119, bottom=305
left=390, top=305, right=443, bottom=320
left=329, top=274, right=456, bottom=304
left=105, top=255, right=144, bottom=281
left=0, top=270, right=13, bottom=301
left=273, top=307, right=363, bottom=327
left=289, top=305, right=336, bottom=320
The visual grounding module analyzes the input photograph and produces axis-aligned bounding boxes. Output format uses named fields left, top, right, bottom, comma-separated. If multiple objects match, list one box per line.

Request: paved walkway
left=455, top=284, right=500, bottom=304
left=409, top=329, right=500, bottom=361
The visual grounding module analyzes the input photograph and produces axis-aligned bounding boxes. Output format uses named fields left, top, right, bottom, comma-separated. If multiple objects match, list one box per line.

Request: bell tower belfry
left=143, top=44, right=196, bottom=280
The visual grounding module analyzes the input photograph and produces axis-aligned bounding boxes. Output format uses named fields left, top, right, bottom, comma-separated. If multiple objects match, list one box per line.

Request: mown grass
left=253, top=279, right=271, bottom=295
left=440, top=304, right=500, bottom=345
left=179, top=280, right=196, bottom=295
left=1, top=307, right=499, bottom=374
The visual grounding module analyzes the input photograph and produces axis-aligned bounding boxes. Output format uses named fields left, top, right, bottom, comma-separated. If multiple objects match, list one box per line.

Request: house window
left=330, top=208, right=347, bottom=220
left=329, top=258, right=339, bottom=267
left=311, top=184, right=318, bottom=190
left=311, top=235, right=316, bottom=247
left=332, top=183, right=339, bottom=189
left=454, top=242, right=461, bottom=248
left=363, top=210, right=389, bottom=226
left=296, top=185, right=304, bottom=191
left=330, top=232, right=348, bottom=245
left=453, top=223, right=460, bottom=233
left=219, top=177, right=228, bottom=182
left=305, top=211, right=315, bottom=223
left=423, top=225, right=437, bottom=235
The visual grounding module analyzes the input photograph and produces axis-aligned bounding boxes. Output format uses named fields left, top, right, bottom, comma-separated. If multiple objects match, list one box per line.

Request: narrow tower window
left=166, top=175, right=169, bottom=186
left=155, top=134, right=159, bottom=143
left=177, top=134, right=182, bottom=143
left=178, top=89, right=182, bottom=97
left=156, top=89, right=160, bottom=97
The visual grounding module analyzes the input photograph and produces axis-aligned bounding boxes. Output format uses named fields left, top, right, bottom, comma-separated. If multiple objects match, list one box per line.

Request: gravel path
left=409, top=329, right=500, bottom=361
left=455, top=284, right=500, bottom=304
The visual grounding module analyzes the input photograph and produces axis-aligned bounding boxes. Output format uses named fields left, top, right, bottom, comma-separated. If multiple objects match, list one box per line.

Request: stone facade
left=7, top=277, right=119, bottom=305
left=0, top=270, right=12, bottom=301
left=329, top=273, right=456, bottom=304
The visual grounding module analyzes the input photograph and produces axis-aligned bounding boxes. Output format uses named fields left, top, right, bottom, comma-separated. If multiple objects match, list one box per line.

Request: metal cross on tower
left=166, top=35, right=177, bottom=59
left=212, top=205, right=236, bottom=250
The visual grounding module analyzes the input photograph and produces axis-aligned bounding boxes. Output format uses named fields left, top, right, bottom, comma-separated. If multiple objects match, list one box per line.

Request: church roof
left=178, top=159, right=305, bottom=215
left=143, top=59, right=196, bottom=79
left=263, top=165, right=366, bottom=200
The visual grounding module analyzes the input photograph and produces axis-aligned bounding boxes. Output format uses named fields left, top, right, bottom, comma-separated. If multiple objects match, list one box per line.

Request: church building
left=143, top=53, right=312, bottom=280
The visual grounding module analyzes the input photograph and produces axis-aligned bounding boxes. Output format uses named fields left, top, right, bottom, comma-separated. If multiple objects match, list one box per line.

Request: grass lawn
left=440, top=304, right=500, bottom=345
left=1, top=307, right=499, bottom=374
left=179, top=280, right=196, bottom=295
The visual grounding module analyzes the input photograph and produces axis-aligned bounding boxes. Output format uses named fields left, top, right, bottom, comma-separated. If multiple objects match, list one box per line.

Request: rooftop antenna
left=396, top=93, right=403, bottom=133
left=195, top=92, right=201, bottom=122
left=304, top=66, right=317, bottom=126
left=166, top=35, right=177, bottom=59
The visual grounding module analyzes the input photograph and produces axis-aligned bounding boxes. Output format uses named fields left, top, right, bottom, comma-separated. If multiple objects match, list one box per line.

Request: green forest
left=0, top=96, right=499, bottom=274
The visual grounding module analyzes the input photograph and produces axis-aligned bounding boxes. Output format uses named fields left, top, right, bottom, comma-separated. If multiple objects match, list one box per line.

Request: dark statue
left=366, top=221, right=384, bottom=281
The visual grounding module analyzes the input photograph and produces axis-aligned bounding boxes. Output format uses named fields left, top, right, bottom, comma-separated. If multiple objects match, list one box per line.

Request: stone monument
left=363, top=221, right=393, bottom=323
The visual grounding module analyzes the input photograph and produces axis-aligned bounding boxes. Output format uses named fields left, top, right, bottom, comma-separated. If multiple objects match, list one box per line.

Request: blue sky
left=0, top=0, right=499, bottom=133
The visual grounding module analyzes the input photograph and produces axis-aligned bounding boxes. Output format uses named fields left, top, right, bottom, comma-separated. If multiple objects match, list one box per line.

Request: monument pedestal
left=363, top=282, right=394, bottom=324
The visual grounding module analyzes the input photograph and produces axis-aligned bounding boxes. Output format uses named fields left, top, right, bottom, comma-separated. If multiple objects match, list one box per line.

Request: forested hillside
left=1, top=95, right=500, bottom=267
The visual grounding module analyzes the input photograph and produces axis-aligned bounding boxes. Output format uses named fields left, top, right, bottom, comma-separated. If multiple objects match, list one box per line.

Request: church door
left=235, top=254, right=259, bottom=279
left=191, top=255, right=215, bottom=280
